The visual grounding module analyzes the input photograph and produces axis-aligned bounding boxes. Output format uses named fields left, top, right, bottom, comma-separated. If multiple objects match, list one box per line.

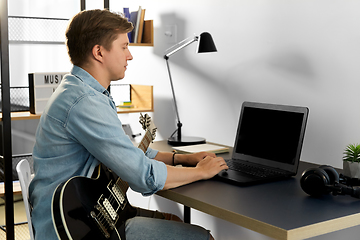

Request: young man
left=29, top=9, right=228, bottom=240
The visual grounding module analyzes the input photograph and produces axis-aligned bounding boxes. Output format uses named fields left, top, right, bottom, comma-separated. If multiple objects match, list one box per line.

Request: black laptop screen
left=235, top=106, right=305, bottom=165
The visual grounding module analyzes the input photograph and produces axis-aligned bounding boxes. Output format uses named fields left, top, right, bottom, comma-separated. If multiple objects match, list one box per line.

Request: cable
left=114, top=227, right=121, bottom=240
left=147, top=195, right=152, bottom=210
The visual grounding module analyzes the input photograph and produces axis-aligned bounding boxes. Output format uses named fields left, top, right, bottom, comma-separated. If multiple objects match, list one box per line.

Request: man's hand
left=195, top=156, right=228, bottom=179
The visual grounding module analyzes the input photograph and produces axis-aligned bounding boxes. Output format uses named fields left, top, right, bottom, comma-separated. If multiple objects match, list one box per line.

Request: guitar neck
left=138, top=130, right=153, bottom=153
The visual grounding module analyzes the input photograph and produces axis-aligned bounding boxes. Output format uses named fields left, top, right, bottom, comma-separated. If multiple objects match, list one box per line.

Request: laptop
left=216, top=101, right=309, bottom=186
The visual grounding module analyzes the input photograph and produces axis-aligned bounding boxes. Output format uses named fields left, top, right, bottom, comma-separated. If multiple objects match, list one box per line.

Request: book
left=133, top=6, right=142, bottom=43
left=136, top=9, right=146, bottom=43
left=129, top=11, right=138, bottom=43
left=29, top=72, right=67, bottom=114
left=123, top=8, right=132, bottom=43
left=117, top=102, right=134, bottom=108
left=172, top=143, right=229, bottom=154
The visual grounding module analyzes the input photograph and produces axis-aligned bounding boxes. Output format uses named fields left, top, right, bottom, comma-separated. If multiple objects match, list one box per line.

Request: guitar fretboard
left=138, top=130, right=153, bottom=153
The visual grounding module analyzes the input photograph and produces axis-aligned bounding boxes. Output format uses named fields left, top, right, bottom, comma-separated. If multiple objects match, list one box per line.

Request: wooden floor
left=0, top=195, right=31, bottom=240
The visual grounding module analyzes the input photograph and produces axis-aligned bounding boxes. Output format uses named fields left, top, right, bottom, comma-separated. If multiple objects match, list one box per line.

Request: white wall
left=8, top=0, right=360, bottom=239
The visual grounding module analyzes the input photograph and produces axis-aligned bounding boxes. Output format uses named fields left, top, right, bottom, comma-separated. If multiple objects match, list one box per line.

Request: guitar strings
left=96, top=210, right=111, bottom=237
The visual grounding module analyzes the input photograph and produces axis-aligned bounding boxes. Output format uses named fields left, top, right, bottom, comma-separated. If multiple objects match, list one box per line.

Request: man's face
left=103, top=33, right=133, bottom=81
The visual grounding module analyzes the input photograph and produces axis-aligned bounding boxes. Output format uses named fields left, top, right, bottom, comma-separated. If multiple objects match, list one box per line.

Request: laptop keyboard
left=225, top=159, right=288, bottom=178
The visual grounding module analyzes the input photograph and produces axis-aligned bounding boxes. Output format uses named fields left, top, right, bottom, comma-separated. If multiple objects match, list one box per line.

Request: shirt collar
left=71, top=65, right=108, bottom=95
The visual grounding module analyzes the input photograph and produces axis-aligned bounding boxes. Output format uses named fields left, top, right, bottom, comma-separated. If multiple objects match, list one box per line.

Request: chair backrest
left=16, top=159, right=34, bottom=240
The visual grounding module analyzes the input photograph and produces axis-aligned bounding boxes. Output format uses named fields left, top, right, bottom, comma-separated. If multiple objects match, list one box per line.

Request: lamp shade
left=197, top=32, right=217, bottom=53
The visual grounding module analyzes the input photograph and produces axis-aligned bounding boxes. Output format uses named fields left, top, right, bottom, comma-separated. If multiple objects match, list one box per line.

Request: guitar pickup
left=103, top=198, right=117, bottom=221
left=112, top=184, right=125, bottom=205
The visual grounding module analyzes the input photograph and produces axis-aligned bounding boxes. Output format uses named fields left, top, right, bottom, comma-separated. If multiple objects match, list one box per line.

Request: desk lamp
left=164, top=32, right=217, bottom=146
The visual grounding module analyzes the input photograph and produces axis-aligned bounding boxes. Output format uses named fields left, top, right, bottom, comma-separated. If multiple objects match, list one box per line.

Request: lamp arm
left=164, top=36, right=199, bottom=59
left=165, top=58, right=181, bottom=125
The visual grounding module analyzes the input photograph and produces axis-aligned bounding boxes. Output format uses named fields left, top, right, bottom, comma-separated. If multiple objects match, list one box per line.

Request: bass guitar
left=52, top=113, right=157, bottom=240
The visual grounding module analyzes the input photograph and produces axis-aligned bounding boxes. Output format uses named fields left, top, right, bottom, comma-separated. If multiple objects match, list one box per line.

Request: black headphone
left=300, top=165, right=360, bottom=199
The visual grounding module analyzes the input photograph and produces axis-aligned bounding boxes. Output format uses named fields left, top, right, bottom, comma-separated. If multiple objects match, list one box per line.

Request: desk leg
left=184, top=206, right=191, bottom=223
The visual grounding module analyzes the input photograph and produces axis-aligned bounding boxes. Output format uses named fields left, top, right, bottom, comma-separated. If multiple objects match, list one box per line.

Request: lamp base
left=168, top=136, right=206, bottom=146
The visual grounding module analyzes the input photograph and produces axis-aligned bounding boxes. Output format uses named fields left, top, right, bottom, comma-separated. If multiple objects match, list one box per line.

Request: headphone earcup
left=300, top=168, right=331, bottom=196
left=319, top=165, right=339, bottom=185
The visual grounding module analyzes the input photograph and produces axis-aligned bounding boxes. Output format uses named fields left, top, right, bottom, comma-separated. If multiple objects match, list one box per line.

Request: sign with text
left=29, top=72, right=68, bottom=114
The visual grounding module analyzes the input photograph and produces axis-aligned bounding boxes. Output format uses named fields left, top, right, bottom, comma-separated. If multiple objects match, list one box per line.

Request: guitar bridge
left=90, top=210, right=111, bottom=239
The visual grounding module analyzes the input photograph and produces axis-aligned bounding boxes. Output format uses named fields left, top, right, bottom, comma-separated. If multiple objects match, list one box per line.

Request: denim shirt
left=29, top=65, right=167, bottom=240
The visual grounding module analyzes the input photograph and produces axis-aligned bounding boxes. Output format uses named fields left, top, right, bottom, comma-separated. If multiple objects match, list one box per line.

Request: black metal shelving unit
left=1, top=0, right=14, bottom=239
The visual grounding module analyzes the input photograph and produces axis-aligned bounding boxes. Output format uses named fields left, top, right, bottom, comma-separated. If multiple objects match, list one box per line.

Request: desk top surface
left=152, top=141, right=360, bottom=240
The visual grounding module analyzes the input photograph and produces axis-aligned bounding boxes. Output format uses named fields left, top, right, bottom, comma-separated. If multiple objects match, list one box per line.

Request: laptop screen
left=233, top=102, right=309, bottom=173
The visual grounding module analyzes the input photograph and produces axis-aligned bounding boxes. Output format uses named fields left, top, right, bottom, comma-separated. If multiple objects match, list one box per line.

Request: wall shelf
left=129, top=20, right=154, bottom=47
left=130, top=43, right=154, bottom=47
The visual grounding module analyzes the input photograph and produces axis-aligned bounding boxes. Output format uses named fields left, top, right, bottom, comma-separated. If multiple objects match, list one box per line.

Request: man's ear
left=92, top=44, right=104, bottom=63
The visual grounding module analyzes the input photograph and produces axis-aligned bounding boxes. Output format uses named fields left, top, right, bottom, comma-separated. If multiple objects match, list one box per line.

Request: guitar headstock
left=139, top=113, right=157, bottom=142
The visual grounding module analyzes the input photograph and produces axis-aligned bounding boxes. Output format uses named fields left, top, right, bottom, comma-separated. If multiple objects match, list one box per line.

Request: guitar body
left=52, top=166, right=137, bottom=240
